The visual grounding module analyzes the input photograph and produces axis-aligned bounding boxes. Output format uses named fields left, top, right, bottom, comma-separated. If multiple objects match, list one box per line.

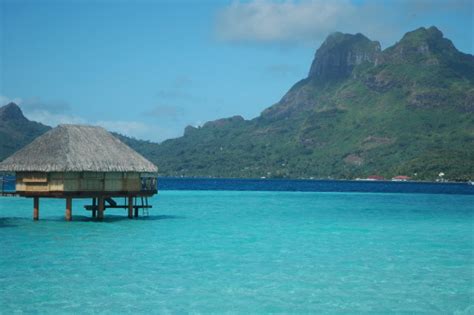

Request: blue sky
left=1, top=0, right=472, bottom=142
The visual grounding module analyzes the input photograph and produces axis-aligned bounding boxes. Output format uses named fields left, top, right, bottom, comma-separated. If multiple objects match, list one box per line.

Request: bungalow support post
left=128, top=196, right=133, bottom=219
left=134, top=197, right=139, bottom=218
left=98, top=197, right=104, bottom=220
left=92, top=198, right=97, bottom=218
left=33, top=197, right=39, bottom=220
left=65, top=197, right=72, bottom=221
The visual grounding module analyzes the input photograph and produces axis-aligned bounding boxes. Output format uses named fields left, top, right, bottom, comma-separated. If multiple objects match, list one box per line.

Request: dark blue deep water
left=158, top=177, right=474, bottom=195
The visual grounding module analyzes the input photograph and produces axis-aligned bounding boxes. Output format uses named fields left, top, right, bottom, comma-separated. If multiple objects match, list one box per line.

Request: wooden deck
left=15, top=190, right=157, bottom=198
left=0, top=176, right=156, bottom=220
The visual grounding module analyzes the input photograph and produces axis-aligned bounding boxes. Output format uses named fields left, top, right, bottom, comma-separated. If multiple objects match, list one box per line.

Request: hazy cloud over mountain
left=0, top=95, right=22, bottom=106
left=216, top=0, right=473, bottom=48
left=144, top=105, right=185, bottom=121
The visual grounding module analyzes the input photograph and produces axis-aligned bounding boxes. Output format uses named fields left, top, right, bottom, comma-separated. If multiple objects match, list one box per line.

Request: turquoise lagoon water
left=0, top=190, right=473, bottom=314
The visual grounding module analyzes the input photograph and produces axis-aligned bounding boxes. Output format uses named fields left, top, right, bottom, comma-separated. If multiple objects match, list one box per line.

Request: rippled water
left=1, top=190, right=473, bottom=313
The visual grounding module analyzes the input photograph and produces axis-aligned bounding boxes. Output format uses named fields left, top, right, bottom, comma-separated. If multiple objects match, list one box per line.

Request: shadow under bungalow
left=0, top=124, right=158, bottom=221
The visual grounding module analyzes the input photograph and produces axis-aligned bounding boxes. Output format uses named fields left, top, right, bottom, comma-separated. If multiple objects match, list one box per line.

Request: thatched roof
left=0, top=124, right=158, bottom=173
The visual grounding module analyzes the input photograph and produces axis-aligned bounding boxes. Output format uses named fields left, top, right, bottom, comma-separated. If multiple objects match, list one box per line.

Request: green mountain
left=0, top=103, right=51, bottom=162
left=1, top=27, right=473, bottom=181
left=143, top=26, right=474, bottom=181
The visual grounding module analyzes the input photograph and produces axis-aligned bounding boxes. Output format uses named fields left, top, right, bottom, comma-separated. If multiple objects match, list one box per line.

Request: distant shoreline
left=157, top=176, right=472, bottom=185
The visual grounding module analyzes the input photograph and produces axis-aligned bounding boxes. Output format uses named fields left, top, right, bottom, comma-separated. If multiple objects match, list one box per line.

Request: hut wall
left=16, top=172, right=50, bottom=192
left=123, top=173, right=141, bottom=191
left=16, top=172, right=142, bottom=193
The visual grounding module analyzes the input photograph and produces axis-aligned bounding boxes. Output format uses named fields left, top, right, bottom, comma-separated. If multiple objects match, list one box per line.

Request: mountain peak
left=402, top=26, right=444, bottom=42
left=0, top=103, right=27, bottom=121
left=385, top=26, right=457, bottom=61
left=308, top=32, right=381, bottom=80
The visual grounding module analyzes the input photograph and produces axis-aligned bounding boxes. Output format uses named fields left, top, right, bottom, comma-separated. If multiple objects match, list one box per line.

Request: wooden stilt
left=134, top=197, right=139, bottom=218
left=65, top=197, right=72, bottom=221
left=92, top=198, right=97, bottom=218
left=33, top=197, right=39, bottom=221
left=128, top=196, right=133, bottom=219
left=97, top=197, right=104, bottom=220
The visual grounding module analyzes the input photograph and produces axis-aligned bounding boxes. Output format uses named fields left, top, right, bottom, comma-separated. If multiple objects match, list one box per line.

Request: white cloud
left=8, top=99, right=162, bottom=141
left=216, top=0, right=356, bottom=43
left=99, top=120, right=183, bottom=142
left=144, top=104, right=184, bottom=121
left=27, top=110, right=168, bottom=142
left=0, top=95, right=23, bottom=106
left=215, top=0, right=472, bottom=48
left=21, top=97, right=70, bottom=113
left=24, top=110, right=86, bottom=126
left=2, top=95, right=76, bottom=126
left=192, top=121, right=203, bottom=128
left=96, top=120, right=150, bottom=138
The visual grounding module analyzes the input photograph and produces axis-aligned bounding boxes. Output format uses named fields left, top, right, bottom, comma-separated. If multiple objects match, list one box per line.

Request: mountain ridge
left=149, top=26, right=474, bottom=181
left=0, top=103, right=51, bottom=162
left=1, top=26, right=473, bottom=181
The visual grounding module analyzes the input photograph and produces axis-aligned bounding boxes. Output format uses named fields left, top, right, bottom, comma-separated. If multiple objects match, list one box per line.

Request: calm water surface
left=0, top=187, right=473, bottom=313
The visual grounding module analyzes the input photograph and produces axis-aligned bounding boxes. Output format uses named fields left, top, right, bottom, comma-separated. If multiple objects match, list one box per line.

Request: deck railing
left=140, top=176, right=157, bottom=192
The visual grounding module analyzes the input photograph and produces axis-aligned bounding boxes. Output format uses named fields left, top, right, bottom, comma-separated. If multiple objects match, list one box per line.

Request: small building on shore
left=367, top=175, right=385, bottom=181
left=0, top=124, right=158, bottom=221
left=392, top=175, right=411, bottom=182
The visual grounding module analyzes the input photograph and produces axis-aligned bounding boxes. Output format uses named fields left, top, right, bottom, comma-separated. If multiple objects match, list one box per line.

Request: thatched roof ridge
left=0, top=124, right=158, bottom=173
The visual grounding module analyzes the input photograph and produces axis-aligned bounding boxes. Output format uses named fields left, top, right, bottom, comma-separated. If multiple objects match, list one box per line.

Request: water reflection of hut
left=0, top=124, right=158, bottom=221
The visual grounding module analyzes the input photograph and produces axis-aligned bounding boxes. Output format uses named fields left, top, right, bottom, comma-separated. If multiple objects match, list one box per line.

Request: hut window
left=22, top=173, right=48, bottom=183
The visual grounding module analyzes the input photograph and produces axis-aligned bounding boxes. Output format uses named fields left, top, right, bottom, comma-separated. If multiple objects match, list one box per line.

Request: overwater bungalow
left=0, top=124, right=158, bottom=221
